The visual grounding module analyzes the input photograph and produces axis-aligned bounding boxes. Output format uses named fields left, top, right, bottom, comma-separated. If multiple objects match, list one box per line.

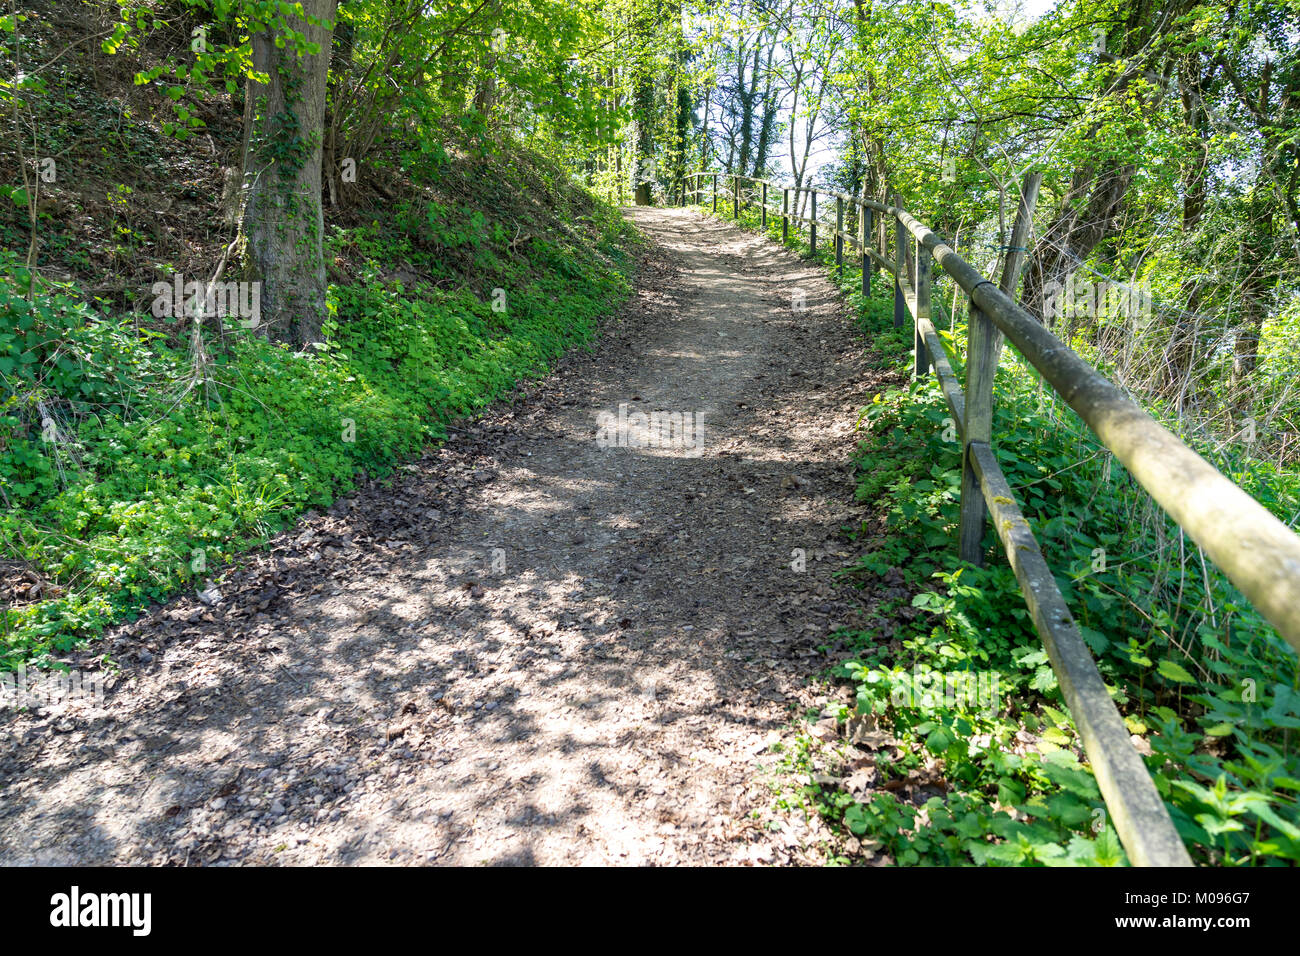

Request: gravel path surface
left=0, top=207, right=897, bottom=865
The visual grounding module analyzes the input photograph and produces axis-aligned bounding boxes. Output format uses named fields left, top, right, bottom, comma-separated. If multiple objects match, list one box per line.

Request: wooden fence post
left=761, top=181, right=767, bottom=230
left=991, top=171, right=1042, bottom=367
left=862, top=205, right=873, bottom=297
left=958, top=169, right=1042, bottom=565
left=836, top=196, right=844, bottom=282
left=712, top=174, right=717, bottom=213
left=733, top=175, right=739, bottom=219
left=913, top=236, right=931, bottom=378
left=782, top=189, right=789, bottom=242
left=892, top=191, right=905, bottom=329
left=958, top=300, right=995, bottom=564
left=810, top=191, right=817, bottom=256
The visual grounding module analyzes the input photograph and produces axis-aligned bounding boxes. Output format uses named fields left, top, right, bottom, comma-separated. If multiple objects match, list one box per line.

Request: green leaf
left=844, top=803, right=870, bottom=836
left=1157, top=660, right=1196, bottom=684
left=925, top=727, right=954, bottom=753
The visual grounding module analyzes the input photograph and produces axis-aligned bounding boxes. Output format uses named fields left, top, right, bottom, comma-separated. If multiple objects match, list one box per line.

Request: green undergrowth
left=696, top=198, right=1300, bottom=866
left=1, top=168, right=636, bottom=668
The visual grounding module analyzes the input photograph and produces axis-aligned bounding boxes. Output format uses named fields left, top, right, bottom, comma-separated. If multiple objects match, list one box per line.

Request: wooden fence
left=682, top=170, right=1300, bottom=868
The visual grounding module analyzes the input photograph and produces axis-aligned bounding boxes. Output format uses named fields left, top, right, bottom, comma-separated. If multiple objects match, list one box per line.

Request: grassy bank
left=1, top=161, right=637, bottom=668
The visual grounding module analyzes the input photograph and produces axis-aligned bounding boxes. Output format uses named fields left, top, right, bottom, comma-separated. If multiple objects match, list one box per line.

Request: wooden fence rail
left=681, top=170, right=1300, bottom=868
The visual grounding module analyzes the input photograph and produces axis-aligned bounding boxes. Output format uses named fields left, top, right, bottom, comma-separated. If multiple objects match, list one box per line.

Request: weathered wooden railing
left=682, top=169, right=1300, bottom=868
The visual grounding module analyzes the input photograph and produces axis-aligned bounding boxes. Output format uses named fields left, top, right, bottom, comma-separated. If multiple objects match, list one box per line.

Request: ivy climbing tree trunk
left=630, top=78, right=656, bottom=205
left=240, top=0, right=338, bottom=346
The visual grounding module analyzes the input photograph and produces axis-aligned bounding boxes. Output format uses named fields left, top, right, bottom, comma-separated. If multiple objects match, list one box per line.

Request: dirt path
left=0, top=207, right=895, bottom=866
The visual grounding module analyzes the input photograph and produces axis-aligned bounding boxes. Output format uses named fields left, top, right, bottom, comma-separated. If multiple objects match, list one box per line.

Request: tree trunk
left=671, top=2, right=693, bottom=202
left=751, top=45, right=777, bottom=177
left=473, top=3, right=501, bottom=122
left=1233, top=308, right=1263, bottom=387
left=1232, top=234, right=1273, bottom=396
left=736, top=42, right=758, bottom=174
left=1021, top=1, right=1165, bottom=322
left=631, top=104, right=655, bottom=205
left=323, top=0, right=354, bottom=210
left=240, top=0, right=338, bottom=346
left=1160, top=52, right=1211, bottom=405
